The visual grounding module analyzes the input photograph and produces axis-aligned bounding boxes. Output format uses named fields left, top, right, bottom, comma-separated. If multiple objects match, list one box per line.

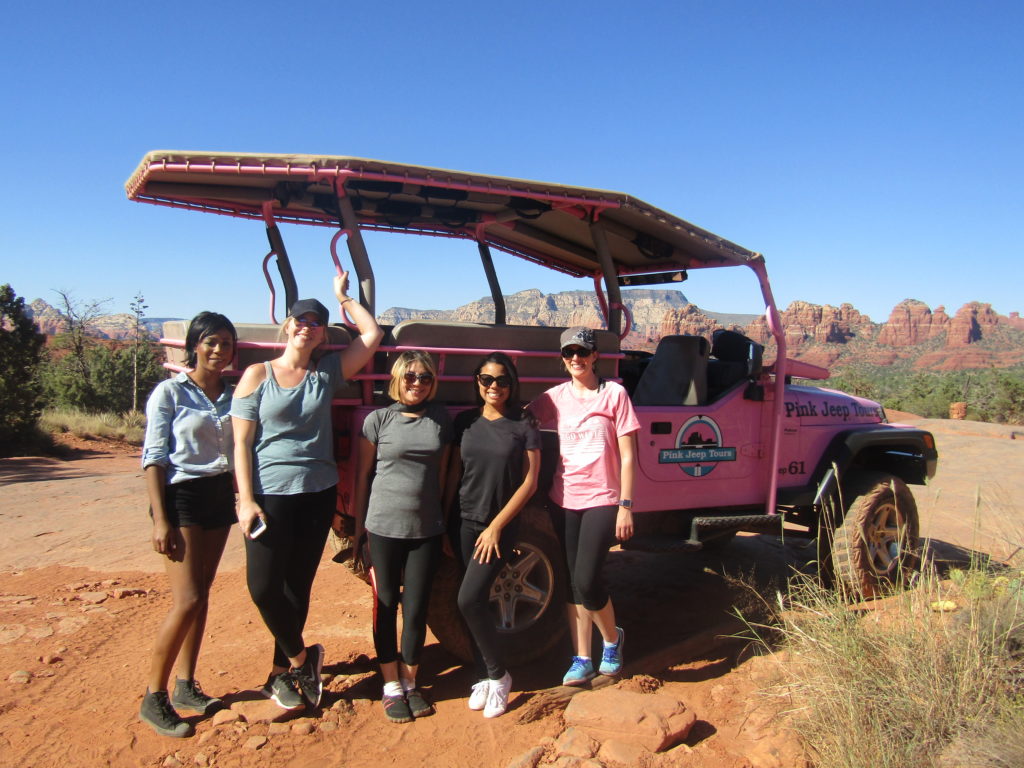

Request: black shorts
left=154, top=473, right=236, bottom=530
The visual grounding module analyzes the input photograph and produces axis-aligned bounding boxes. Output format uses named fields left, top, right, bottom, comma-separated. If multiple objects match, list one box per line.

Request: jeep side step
left=622, top=514, right=788, bottom=553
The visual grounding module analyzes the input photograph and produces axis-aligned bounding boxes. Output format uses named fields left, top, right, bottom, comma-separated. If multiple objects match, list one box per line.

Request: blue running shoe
left=562, top=656, right=595, bottom=686
left=599, top=627, right=625, bottom=676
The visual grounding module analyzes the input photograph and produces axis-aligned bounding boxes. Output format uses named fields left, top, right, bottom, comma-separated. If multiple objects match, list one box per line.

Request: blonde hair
left=388, top=350, right=439, bottom=402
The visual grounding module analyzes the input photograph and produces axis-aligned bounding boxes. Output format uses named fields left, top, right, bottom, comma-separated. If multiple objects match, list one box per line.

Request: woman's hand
left=333, top=271, right=351, bottom=302
left=615, top=506, right=634, bottom=542
left=473, top=525, right=502, bottom=564
left=237, top=500, right=266, bottom=539
left=151, top=518, right=179, bottom=558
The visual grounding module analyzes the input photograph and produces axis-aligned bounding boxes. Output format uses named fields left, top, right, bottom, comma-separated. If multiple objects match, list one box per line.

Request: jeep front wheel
left=426, top=504, right=567, bottom=667
left=830, top=470, right=920, bottom=598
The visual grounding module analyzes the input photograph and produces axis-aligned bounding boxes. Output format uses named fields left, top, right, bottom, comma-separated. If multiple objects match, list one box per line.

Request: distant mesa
left=25, top=289, right=1023, bottom=373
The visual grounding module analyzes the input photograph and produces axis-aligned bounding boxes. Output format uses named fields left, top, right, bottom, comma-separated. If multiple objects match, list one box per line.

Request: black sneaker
left=382, top=693, right=413, bottom=724
left=171, top=678, right=223, bottom=715
left=261, top=671, right=304, bottom=711
left=140, top=689, right=193, bottom=738
left=405, top=688, right=434, bottom=718
left=291, top=643, right=325, bottom=707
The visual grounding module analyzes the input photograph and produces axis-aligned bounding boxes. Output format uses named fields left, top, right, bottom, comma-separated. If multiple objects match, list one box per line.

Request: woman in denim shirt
left=139, top=311, right=237, bottom=738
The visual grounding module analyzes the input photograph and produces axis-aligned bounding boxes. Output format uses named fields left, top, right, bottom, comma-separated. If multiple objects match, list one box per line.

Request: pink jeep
left=126, top=152, right=937, bottom=664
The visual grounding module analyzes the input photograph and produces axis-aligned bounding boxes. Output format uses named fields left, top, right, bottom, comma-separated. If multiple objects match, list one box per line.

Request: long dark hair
left=473, top=351, right=525, bottom=419
left=185, top=311, right=237, bottom=368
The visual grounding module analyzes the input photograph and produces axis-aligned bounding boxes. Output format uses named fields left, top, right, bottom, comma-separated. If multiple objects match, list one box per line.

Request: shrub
left=746, top=555, right=1024, bottom=767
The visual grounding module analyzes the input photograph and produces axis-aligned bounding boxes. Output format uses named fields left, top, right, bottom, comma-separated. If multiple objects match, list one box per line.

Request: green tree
left=129, top=292, right=148, bottom=412
left=0, top=284, right=47, bottom=452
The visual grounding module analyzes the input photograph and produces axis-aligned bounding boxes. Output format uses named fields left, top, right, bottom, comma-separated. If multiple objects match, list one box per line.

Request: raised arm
left=334, top=272, right=384, bottom=381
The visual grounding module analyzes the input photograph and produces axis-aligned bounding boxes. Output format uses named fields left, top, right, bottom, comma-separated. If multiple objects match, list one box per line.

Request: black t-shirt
left=454, top=409, right=540, bottom=524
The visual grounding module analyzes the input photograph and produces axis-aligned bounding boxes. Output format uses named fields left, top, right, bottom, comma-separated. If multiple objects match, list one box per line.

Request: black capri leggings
left=244, top=486, right=335, bottom=668
left=548, top=503, right=618, bottom=611
left=368, top=532, right=442, bottom=667
left=457, top=519, right=520, bottom=680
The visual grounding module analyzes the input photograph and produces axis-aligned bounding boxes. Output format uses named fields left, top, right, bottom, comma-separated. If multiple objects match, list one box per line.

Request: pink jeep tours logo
left=659, top=416, right=736, bottom=477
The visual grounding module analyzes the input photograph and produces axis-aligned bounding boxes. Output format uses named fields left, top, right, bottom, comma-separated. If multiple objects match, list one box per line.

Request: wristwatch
left=616, top=499, right=632, bottom=509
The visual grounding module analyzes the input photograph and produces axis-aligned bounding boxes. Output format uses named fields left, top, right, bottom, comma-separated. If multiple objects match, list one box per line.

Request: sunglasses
left=294, top=317, right=324, bottom=328
left=403, top=372, right=435, bottom=385
left=561, top=347, right=593, bottom=359
left=477, top=373, right=512, bottom=388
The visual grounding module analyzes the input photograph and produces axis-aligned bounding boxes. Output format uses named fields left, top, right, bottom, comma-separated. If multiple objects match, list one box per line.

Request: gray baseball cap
left=559, top=326, right=596, bottom=350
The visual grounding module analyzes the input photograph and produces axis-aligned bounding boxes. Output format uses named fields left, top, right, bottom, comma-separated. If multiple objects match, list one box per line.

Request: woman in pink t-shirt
left=529, top=327, right=640, bottom=685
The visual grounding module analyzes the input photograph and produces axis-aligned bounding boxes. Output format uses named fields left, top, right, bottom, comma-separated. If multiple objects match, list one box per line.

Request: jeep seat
left=706, top=329, right=764, bottom=401
left=631, top=335, right=709, bottom=406
left=388, top=320, right=620, bottom=404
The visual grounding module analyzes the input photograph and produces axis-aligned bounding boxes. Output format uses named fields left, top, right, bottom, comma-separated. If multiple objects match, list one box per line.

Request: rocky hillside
left=381, top=291, right=1024, bottom=372
left=26, top=300, right=169, bottom=340
left=26, top=292, right=1024, bottom=372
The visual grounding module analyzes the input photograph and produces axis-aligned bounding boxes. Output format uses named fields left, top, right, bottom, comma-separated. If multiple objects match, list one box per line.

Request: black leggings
left=245, top=486, right=335, bottom=668
left=457, top=519, right=520, bottom=680
left=368, top=532, right=442, bottom=667
left=549, top=503, right=618, bottom=611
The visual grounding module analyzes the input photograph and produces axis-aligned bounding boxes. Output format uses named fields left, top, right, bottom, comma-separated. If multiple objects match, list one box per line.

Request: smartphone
left=248, top=516, right=267, bottom=539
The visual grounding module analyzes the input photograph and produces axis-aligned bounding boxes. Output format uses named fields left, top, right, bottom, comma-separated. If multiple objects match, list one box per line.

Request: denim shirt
left=142, top=373, right=233, bottom=484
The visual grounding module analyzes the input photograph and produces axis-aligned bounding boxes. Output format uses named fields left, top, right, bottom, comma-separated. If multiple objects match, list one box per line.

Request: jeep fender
left=778, top=427, right=937, bottom=509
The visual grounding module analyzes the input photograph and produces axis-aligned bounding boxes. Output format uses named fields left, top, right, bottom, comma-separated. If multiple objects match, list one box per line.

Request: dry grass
left=40, top=407, right=146, bottom=445
left=744, top=547, right=1024, bottom=767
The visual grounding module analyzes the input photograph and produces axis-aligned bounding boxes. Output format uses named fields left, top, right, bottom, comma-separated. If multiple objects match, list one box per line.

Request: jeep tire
left=829, top=470, right=921, bottom=598
left=426, top=503, right=567, bottom=667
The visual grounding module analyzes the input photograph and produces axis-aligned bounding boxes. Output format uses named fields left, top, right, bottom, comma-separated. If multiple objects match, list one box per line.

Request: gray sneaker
left=292, top=643, right=325, bottom=707
left=171, top=678, right=222, bottom=714
left=140, top=689, right=193, bottom=738
left=261, top=672, right=304, bottom=711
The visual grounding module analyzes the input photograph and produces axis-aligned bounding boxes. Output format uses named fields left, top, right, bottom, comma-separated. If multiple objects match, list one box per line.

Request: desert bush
left=748, top=561, right=1024, bottom=768
left=41, top=408, right=146, bottom=445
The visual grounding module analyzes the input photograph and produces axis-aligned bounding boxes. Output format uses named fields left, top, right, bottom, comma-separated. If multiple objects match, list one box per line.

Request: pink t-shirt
left=531, top=380, right=640, bottom=510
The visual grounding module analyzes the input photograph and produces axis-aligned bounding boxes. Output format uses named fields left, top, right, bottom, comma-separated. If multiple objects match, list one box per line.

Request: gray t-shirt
left=362, top=402, right=453, bottom=539
left=230, top=353, right=345, bottom=495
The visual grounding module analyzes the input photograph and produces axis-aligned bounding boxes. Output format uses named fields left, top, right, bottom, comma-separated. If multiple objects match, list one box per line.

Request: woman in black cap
left=231, top=272, right=382, bottom=710
left=530, top=326, right=639, bottom=686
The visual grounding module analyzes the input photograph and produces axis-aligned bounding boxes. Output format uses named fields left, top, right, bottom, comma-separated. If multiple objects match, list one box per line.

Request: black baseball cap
left=289, top=298, right=329, bottom=325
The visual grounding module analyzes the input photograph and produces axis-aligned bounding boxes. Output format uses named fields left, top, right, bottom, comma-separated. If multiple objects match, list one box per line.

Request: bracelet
left=339, top=297, right=354, bottom=305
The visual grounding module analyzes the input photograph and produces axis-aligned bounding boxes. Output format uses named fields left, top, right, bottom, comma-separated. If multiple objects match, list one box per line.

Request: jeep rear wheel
left=830, top=470, right=920, bottom=598
left=426, top=504, right=567, bottom=667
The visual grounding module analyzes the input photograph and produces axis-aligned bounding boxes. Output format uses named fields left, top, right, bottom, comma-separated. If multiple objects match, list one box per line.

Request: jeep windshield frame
left=125, top=150, right=794, bottom=514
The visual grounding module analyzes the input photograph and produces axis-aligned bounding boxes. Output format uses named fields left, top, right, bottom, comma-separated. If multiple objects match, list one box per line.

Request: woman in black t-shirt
left=451, top=352, right=540, bottom=719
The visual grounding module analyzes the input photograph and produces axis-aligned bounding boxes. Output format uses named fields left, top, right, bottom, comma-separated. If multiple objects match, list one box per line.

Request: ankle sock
left=399, top=677, right=416, bottom=692
left=383, top=681, right=403, bottom=698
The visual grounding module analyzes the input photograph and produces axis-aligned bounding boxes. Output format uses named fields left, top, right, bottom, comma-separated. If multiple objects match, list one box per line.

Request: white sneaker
left=468, top=680, right=489, bottom=711
left=483, top=672, right=512, bottom=718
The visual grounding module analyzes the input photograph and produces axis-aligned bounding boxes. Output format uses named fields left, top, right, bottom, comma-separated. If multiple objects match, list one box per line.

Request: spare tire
left=427, top=503, right=567, bottom=666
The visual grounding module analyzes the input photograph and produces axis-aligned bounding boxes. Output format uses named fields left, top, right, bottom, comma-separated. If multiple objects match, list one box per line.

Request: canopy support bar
left=262, top=202, right=298, bottom=315
left=589, top=219, right=622, bottom=335
left=336, top=182, right=376, bottom=315
left=477, top=242, right=506, bottom=325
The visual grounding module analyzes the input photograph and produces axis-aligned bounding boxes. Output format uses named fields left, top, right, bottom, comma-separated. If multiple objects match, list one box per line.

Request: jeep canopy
left=125, top=151, right=758, bottom=279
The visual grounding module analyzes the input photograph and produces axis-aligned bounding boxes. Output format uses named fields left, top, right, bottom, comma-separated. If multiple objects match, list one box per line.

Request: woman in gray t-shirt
left=353, top=350, right=452, bottom=724
left=230, top=272, right=382, bottom=712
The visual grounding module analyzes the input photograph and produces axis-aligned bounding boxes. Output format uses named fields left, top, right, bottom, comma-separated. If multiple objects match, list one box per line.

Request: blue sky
left=3, top=1, right=1021, bottom=326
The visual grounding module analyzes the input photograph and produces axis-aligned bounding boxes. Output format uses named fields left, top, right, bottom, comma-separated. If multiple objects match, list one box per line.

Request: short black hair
left=472, top=351, right=524, bottom=418
left=185, top=311, right=237, bottom=368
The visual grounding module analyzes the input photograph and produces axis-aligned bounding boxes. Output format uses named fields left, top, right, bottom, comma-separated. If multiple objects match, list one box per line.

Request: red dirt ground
left=0, top=419, right=1021, bottom=768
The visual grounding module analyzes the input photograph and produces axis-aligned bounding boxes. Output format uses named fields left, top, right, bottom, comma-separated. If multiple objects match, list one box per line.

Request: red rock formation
left=877, top=299, right=949, bottom=346
left=946, top=302, right=998, bottom=347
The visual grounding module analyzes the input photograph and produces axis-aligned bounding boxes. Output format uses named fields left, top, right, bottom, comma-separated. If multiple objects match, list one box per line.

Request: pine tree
left=0, top=284, right=47, bottom=451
